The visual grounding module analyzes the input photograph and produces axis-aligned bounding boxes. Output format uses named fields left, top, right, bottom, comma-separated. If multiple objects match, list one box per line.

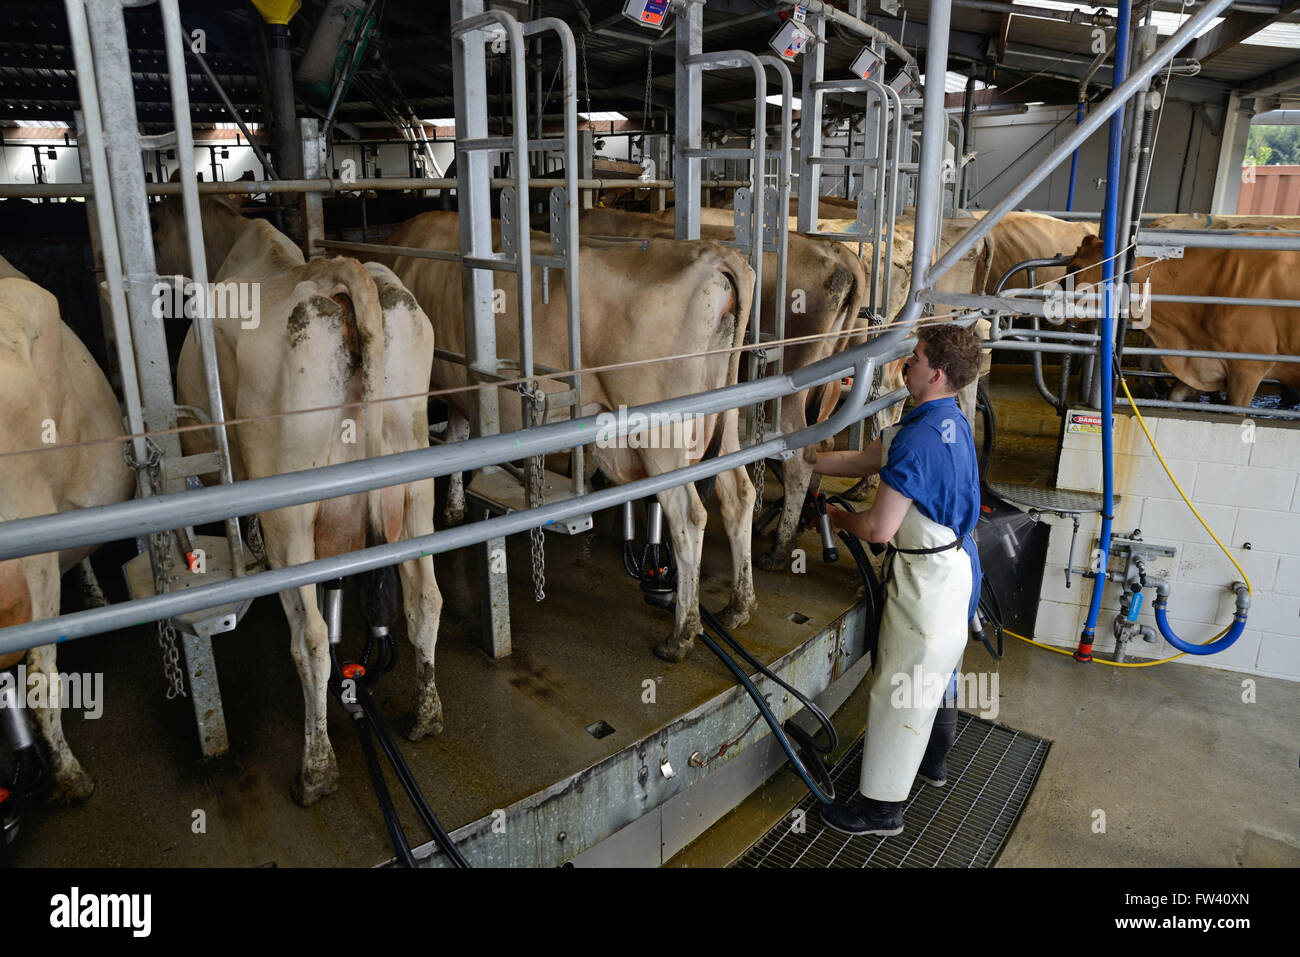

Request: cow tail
left=714, top=246, right=755, bottom=379
left=816, top=244, right=870, bottom=422
left=331, top=258, right=388, bottom=541
left=333, top=257, right=401, bottom=630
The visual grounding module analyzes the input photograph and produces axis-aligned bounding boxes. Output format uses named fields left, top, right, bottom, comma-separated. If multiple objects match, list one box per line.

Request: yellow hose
left=1007, top=377, right=1253, bottom=668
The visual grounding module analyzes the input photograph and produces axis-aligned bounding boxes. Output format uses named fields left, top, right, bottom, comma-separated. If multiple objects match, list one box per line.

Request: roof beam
left=1239, top=55, right=1300, bottom=94
left=1180, top=2, right=1300, bottom=65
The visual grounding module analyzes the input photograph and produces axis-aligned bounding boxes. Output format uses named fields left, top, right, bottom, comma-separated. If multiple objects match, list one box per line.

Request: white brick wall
left=1035, top=410, right=1300, bottom=681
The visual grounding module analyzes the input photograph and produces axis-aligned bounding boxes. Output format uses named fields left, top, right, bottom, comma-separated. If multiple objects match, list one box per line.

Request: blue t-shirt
left=878, top=396, right=983, bottom=620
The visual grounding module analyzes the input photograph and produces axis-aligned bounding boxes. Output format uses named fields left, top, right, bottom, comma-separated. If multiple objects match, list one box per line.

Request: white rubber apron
left=860, top=424, right=972, bottom=801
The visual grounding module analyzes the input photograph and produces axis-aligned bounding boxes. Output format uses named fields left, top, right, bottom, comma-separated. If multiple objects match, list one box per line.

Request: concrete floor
left=10, top=363, right=1298, bottom=867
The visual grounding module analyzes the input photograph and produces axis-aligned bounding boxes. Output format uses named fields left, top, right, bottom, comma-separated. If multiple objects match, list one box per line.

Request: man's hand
left=826, top=482, right=912, bottom=543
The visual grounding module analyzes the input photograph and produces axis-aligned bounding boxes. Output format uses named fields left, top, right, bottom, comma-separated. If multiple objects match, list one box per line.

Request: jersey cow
left=0, top=257, right=135, bottom=802
left=377, top=211, right=756, bottom=663
left=1067, top=233, right=1300, bottom=407
left=971, top=210, right=1098, bottom=294
left=578, top=206, right=868, bottom=573
left=152, top=197, right=442, bottom=806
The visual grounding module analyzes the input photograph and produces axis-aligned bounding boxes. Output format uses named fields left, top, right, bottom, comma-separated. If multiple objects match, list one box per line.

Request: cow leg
left=279, top=579, right=339, bottom=806
left=443, top=409, right=470, bottom=527
left=398, top=481, right=444, bottom=740
left=25, top=556, right=92, bottom=803
left=713, top=411, right=757, bottom=629
left=763, top=448, right=816, bottom=571
left=264, top=511, right=338, bottom=807
left=653, top=482, right=707, bottom=663
left=1226, top=364, right=1270, bottom=410
left=27, top=640, right=94, bottom=803
left=77, top=556, right=108, bottom=609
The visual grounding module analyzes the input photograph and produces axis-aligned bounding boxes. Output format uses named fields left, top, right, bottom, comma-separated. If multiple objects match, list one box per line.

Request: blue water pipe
left=1076, top=0, right=1130, bottom=662
left=1152, top=580, right=1251, bottom=655
left=1066, top=99, right=1084, bottom=211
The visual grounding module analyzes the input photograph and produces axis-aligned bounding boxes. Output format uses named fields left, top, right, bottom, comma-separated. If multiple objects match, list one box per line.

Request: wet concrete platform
left=9, top=482, right=869, bottom=868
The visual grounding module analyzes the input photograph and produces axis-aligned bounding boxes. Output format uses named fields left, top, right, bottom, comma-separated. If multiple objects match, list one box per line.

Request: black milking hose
left=694, top=613, right=835, bottom=805
left=358, top=680, right=471, bottom=869
left=353, top=707, right=418, bottom=868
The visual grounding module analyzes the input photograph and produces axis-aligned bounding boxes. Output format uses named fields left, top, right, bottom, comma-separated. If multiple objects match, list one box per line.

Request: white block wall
left=1036, top=411, right=1300, bottom=680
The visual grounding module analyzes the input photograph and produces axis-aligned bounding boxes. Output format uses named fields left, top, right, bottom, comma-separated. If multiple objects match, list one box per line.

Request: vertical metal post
left=961, top=74, right=976, bottom=208
left=159, top=0, right=245, bottom=575
left=903, top=0, right=952, bottom=324
left=650, top=133, right=670, bottom=211
left=674, top=0, right=703, bottom=240
left=579, top=129, right=594, bottom=209
left=300, top=118, right=327, bottom=258
left=264, top=17, right=303, bottom=243
left=796, top=9, right=826, bottom=235
left=81, top=0, right=184, bottom=482
left=73, top=110, right=118, bottom=389
left=452, top=0, right=511, bottom=658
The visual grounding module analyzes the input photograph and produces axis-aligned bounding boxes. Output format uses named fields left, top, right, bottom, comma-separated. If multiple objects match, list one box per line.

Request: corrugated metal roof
left=2, top=0, right=1300, bottom=135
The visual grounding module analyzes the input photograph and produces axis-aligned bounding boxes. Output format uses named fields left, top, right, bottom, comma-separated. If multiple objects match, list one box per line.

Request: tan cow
left=1147, top=213, right=1300, bottom=230
left=971, top=210, right=1098, bottom=293
left=0, top=257, right=135, bottom=801
left=578, top=206, right=869, bottom=572
left=1067, top=234, right=1300, bottom=407
left=854, top=214, right=996, bottom=426
left=377, top=211, right=756, bottom=663
left=152, top=197, right=442, bottom=806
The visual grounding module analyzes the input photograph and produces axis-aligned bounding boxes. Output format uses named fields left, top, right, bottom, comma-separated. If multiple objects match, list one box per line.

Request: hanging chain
left=750, top=351, right=769, bottom=514
left=642, top=47, right=653, bottom=134
left=580, top=33, right=592, bottom=121
left=125, top=438, right=186, bottom=700
left=524, top=383, right=547, bottom=602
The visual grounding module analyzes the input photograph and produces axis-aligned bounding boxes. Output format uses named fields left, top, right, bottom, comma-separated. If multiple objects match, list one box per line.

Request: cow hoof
left=757, top=549, right=789, bottom=572
left=407, top=715, right=443, bottom=740
left=718, top=605, right=752, bottom=630
left=49, top=768, right=95, bottom=805
left=653, top=635, right=694, bottom=663
left=292, top=761, right=340, bottom=808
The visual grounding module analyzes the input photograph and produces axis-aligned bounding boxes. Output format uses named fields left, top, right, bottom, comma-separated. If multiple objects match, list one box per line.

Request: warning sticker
left=1065, top=411, right=1114, bottom=435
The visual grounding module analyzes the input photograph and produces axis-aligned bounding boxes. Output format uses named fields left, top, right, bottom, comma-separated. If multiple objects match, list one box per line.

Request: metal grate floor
left=733, top=713, right=1050, bottom=868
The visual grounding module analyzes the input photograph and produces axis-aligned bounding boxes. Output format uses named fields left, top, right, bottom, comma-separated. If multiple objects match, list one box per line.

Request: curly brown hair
left=916, top=323, right=982, bottom=391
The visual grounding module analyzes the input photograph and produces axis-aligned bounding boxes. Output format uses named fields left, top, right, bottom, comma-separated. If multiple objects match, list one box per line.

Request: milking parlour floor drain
left=733, top=712, right=1050, bottom=868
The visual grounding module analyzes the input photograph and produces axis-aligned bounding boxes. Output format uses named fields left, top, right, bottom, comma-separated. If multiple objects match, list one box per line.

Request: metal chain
left=642, top=47, right=653, bottom=133
left=525, top=384, right=547, bottom=601
left=125, top=437, right=186, bottom=700
left=750, top=351, right=769, bottom=514
left=580, top=33, right=592, bottom=121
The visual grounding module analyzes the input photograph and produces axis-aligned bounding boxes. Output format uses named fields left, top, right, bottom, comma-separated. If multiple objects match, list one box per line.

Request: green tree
left=1246, top=125, right=1300, bottom=165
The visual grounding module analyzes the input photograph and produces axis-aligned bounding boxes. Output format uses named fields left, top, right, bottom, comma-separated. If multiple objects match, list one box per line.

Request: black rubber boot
left=819, top=794, right=904, bottom=837
left=917, top=704, right=958, bottom=787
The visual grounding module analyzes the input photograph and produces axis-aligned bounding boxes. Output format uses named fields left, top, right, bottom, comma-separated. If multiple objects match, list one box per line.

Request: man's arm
left=814, top=439, right=882, bottom=478
left=827, top=481, right=911, bottom=543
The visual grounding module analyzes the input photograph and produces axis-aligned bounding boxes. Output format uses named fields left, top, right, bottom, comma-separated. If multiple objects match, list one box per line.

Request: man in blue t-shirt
left=813, top=323, right=983, bottom=836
